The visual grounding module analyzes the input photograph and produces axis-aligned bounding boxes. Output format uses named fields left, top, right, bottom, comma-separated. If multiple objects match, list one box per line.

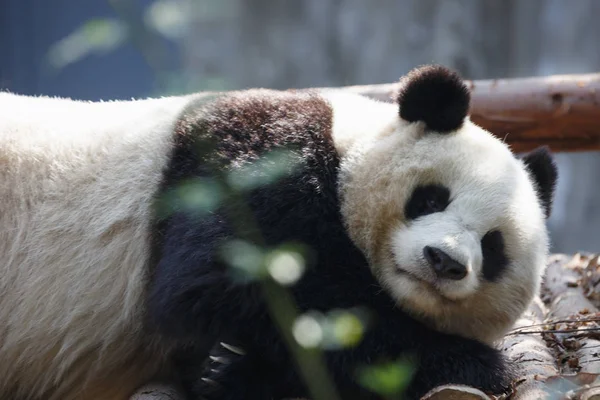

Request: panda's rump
left=0, top=93, right=191, bottom=399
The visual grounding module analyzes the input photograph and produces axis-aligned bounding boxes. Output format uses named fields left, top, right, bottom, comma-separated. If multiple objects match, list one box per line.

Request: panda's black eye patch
left=481, top=230, right=509, bottom=282
left=404, top=184, right=450, bottom=220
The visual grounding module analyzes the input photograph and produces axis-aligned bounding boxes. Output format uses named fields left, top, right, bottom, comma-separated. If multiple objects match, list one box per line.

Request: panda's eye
left=405, top=184, right=450, bottom=220
left=425, top=198, right=440, bottom=211
left=481, top=230, right=509, bottom=281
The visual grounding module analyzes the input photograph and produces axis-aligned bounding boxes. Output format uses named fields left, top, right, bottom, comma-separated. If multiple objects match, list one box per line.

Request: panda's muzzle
left=423, top=246, right=467, bottom=281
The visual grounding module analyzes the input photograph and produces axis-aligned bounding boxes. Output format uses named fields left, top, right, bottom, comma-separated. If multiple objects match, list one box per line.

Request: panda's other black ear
left=397, top=64, right=470, bottom=133
left=521, top=146, right=558, bottom=218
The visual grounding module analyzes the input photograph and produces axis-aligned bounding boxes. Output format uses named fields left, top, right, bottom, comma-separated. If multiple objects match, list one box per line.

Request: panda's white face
left=324, top=66, right=556, bottom=344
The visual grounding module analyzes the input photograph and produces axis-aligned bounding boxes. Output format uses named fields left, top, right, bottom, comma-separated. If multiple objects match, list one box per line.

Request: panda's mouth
left=395, top=266, right=458, bottom=302
left=395, top=267, right=434, bottom=287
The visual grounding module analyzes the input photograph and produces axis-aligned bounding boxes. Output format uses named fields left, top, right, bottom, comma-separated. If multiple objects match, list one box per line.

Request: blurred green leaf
left=144, top=0, right=191, bottom=39
left=293, top=313, right=324, bottom=349
left=332, top=311, right=364, bottom=347
left=176, top=178, right=222, bottom=212
left=293, top=309, right=368, bottom=350
left=154, top=177, right=222, bottom=220
left=357, top=359, right=415, bottom=399
left=266, top=248, right=306, bottom=286
left=47, top=19, right=126, bottom=69
left=220, top=239, right=267, bottom=280
left=291, top=307, right=373, bottom=352
left=227, top=148, right=303, bottom=191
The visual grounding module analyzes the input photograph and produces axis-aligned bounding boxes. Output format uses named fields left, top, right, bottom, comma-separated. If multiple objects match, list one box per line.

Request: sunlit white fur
left=325, top=92, right=549, bottom=345
left=0, top=92, right=193, bottom=400
left=321, top=90, right=398, bottom=156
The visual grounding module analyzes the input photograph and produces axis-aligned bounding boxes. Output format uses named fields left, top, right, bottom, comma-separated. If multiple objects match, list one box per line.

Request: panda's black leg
left=404, top=337, right=516, bottom=400
left=148, top=212, right=280, bottom=398
left=148, top=212, right=267, bottom=339
left=191, top=340, right=283, bottom=400
left=169, top=344, right=214, bottom=400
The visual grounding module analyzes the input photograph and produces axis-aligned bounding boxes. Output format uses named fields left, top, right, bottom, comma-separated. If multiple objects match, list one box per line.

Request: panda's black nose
left=423, top=246, right=467, bottom=281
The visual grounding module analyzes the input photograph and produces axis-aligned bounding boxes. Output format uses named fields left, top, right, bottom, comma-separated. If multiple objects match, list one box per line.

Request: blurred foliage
left=155, top=176, right=222, bottom=219
left=48, top=0, right=190, bottom=69
left=227, top=148, right=304, bottom=192
left=46, top=0, right=224, bottom=96
left=357, top=359, right=416, bottom=399
left=48, top=19, right=126, bottom=70
left=144, top=0, right=191, bottom=40
left=265, top=246, right=307, bottom=286
left=293, top=308, right=371, bottom=351
left=220, top=239, right=268, bottom=281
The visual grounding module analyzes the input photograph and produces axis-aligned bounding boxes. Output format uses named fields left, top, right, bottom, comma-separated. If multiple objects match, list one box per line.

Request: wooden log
left=545, top=254, right=600, bottom=375
left=421, top=384, right=491, bottom=400
left=536, top=254, right=600, bottom=400
left=129, top=383, right=184, bottom=400
left=500, top=297, right=558, bottom=400
left=335, top=72, right=600, bottom=153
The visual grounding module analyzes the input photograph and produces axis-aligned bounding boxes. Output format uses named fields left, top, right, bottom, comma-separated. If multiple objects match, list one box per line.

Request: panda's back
left=0, top=92, right=192, bottom=399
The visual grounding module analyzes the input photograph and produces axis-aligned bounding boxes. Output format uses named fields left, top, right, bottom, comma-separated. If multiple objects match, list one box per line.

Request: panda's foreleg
left=192, top=340, right=296, bottom=400
left=403, top=335, right=516, bottom=400
left=148, top=212, right=264, bottom=339
left=148, top=212, right=287, bottom=399
left=166, top=339, right=279, bottom=400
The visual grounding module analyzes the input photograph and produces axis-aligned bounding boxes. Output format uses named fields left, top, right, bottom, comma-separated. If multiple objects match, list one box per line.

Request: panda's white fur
left=0, top=92, right=194, bottom=399
left=323, top=91, right=548, bottom=343
left=0, top=69, right=552, bottom=400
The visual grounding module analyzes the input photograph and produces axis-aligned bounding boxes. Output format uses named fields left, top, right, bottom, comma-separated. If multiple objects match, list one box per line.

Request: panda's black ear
left=521, top=146, right=558, bottom=218
left=397, top=65, right=470, bottom=133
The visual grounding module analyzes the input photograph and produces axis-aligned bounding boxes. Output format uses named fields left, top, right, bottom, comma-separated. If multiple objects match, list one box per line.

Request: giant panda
left=0, top=65, right=557, bottom=400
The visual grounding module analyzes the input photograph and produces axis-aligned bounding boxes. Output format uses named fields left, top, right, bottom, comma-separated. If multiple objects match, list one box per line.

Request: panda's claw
left=209, top=355, right=227, bottom=364
left=201, top=377, right=219, bottom=386
left=219, top=341, right=246, bottom=355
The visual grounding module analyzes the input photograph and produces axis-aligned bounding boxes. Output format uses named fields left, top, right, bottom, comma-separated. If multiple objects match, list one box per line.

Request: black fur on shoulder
left=521, top=145, right=558, bottom=218
left=397, top=65, right=470, bottom=133
left=148, top=89, right=515, bottom=400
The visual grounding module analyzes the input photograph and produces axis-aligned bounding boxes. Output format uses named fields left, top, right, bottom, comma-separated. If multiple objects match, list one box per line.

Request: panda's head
left=329, top=65, right=558, bottom=344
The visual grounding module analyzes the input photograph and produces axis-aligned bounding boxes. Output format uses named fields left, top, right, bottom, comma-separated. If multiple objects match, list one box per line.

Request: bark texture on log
left=421, top=385, right=490, bottom=400
left=331, top=72, right=600, bottom=153
left=129, top=383, right=184, bottom=400
left=545, top=255, right=600, bottom=374
left=499, top=297, right=557, bottom=400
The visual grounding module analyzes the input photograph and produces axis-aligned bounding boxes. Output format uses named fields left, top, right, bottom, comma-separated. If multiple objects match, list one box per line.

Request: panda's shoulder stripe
left=151, top=88, right=339, bottom=249
left=162, top=89, right=335, bottom=176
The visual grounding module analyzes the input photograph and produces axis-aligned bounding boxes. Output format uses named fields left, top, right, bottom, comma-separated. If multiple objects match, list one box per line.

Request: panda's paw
left=195, top=341, right=248, bottom=400
left=196, top=340, right=283, bottom=400
left=195, top=376, right=222, bottom=400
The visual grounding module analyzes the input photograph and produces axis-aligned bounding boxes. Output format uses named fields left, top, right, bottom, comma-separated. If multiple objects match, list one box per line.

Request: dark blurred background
left=1, top=0, right=598, bottom=254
